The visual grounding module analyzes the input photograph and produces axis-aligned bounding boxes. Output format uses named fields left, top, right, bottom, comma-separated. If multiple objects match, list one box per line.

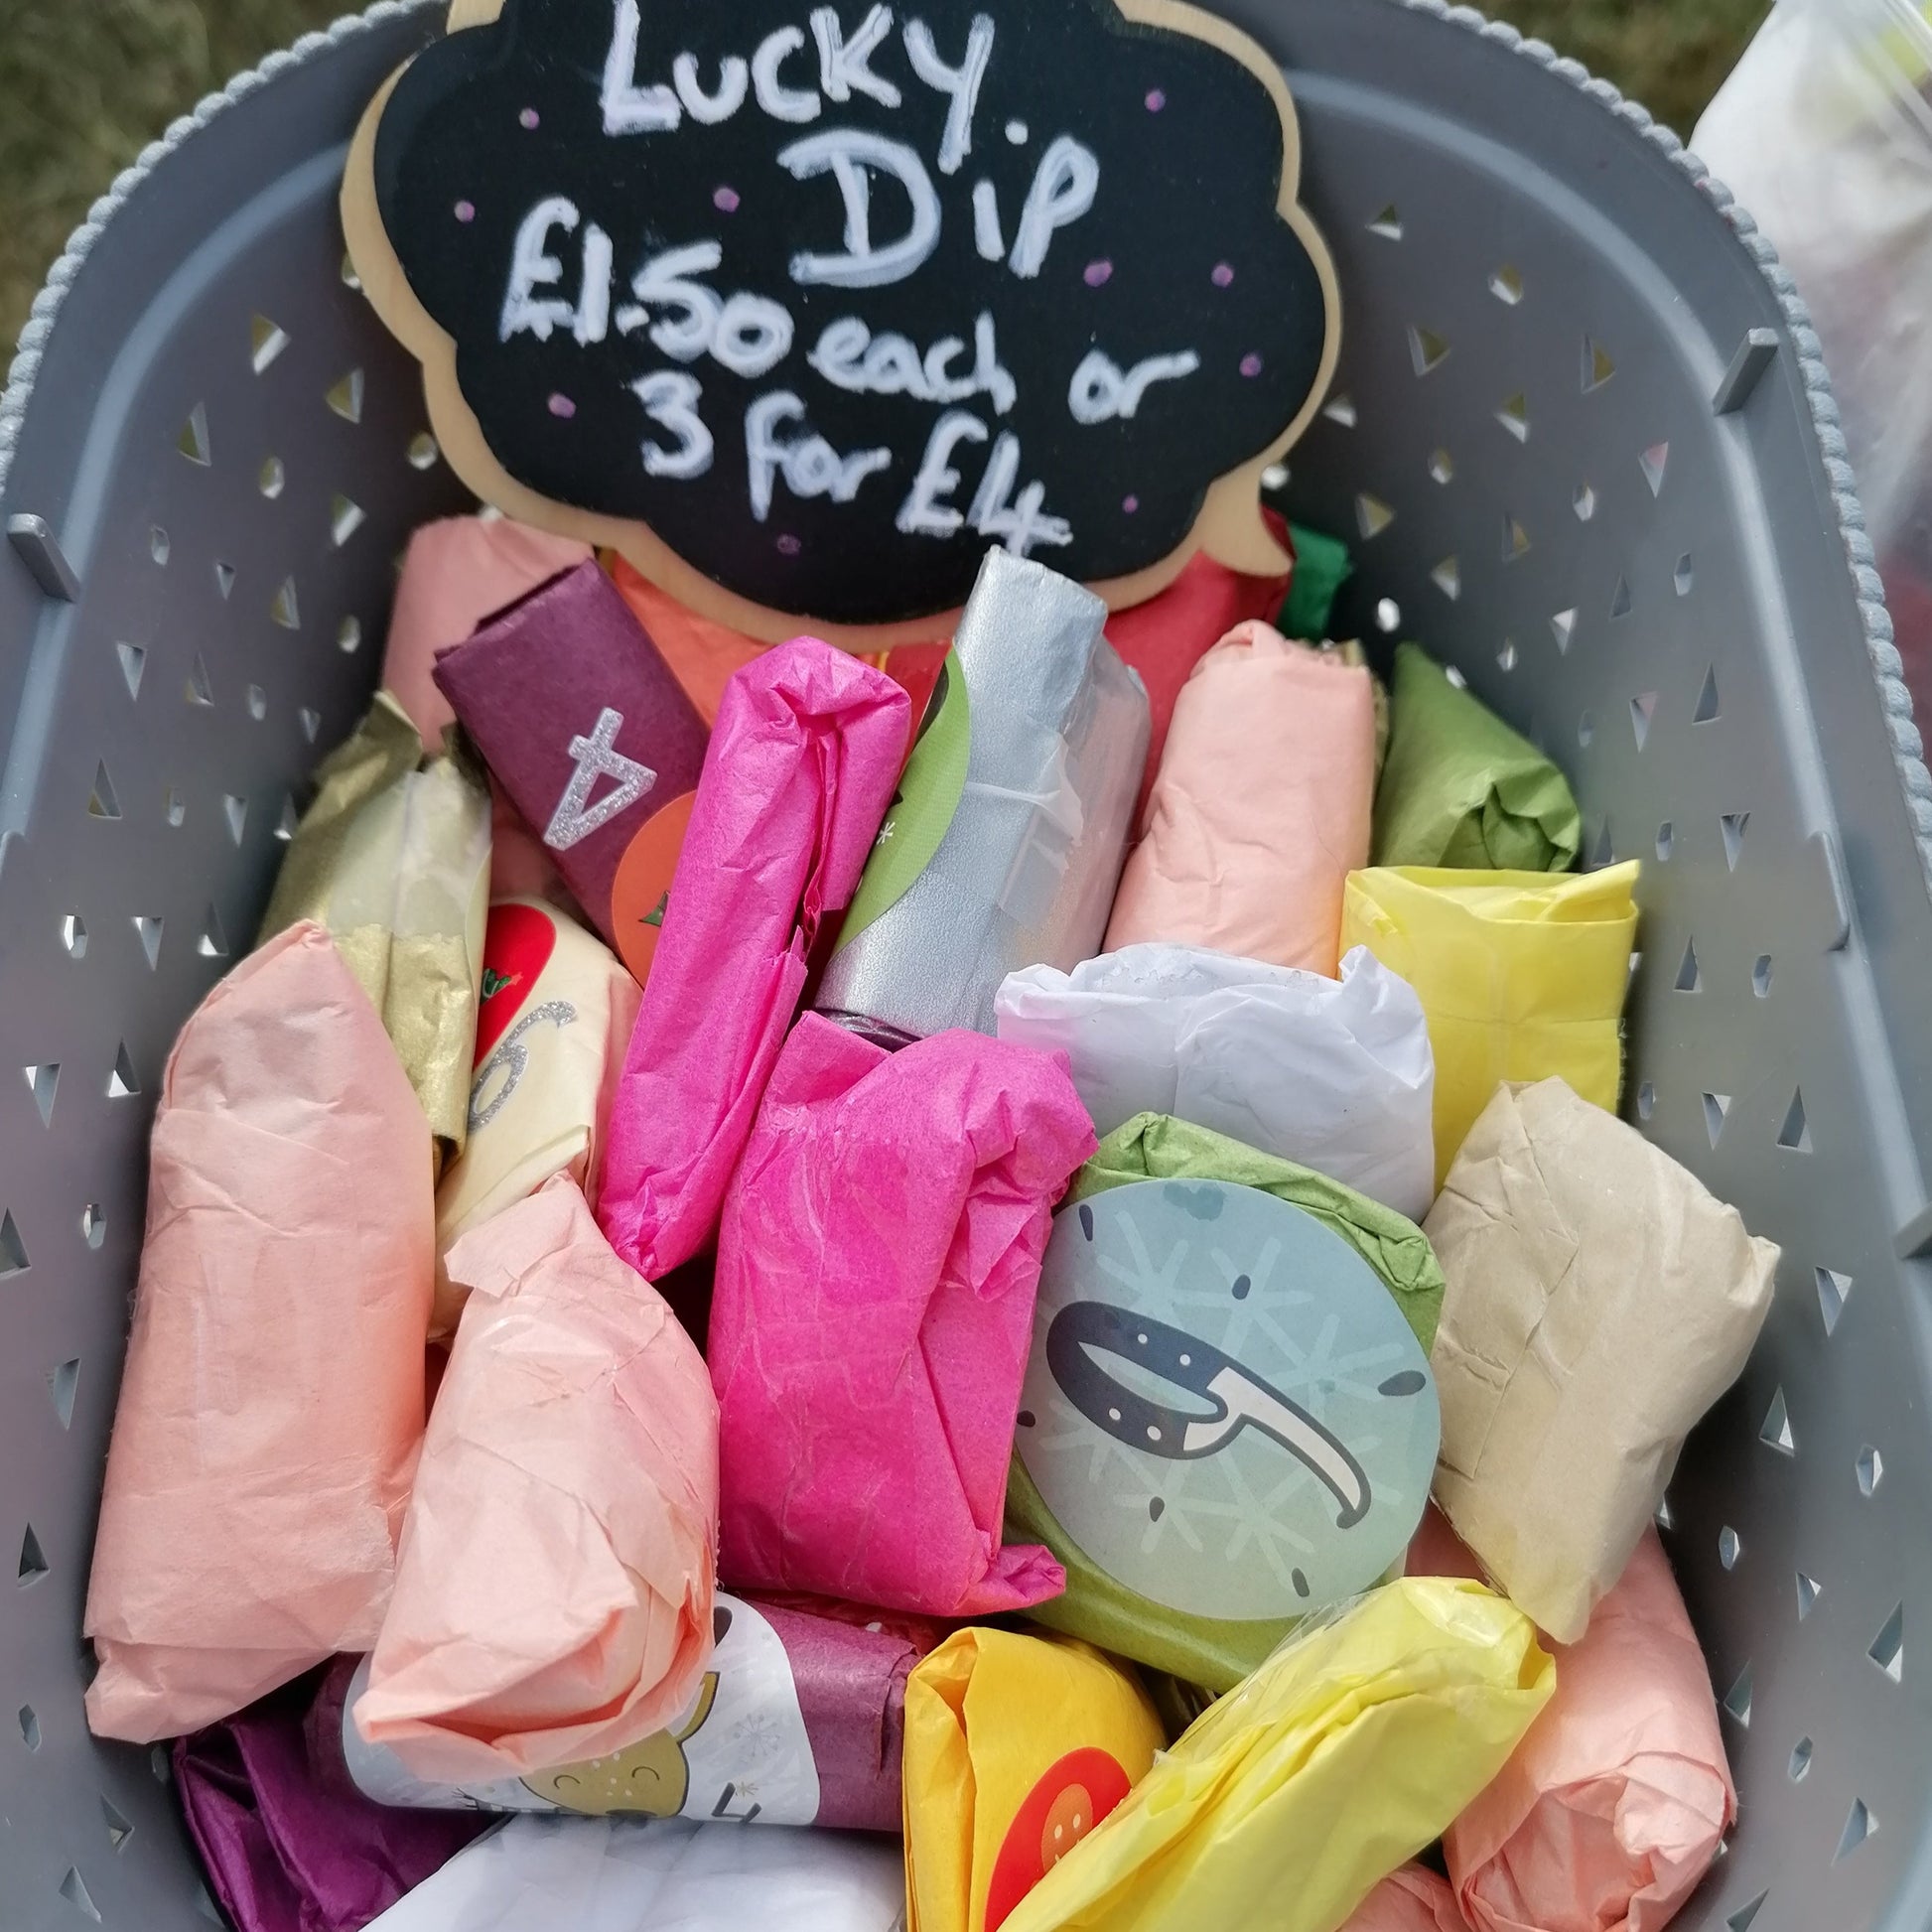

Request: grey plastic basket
left=4, top=2, right=1932, bottom=1928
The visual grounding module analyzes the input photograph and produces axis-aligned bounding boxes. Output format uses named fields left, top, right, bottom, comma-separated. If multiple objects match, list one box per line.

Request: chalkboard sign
left=344, top=0, right=1339, bottom=641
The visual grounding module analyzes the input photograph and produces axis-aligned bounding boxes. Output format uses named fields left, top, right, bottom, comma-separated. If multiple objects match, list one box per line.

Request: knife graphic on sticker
left=1046, top=1301, right=1371, bottom=1529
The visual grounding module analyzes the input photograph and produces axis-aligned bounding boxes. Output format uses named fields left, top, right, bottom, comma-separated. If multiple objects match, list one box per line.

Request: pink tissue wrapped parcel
left=598, top=639, right=908, bottom=1280
left=710, top=1016, right=1095, bottom=1617
left=355, top=1175, right=718, bottom=1780
left=1106, top=621, right=1376, bottom=977
left=1410, top=1512, right=1735, bottom=1932
left=84, top=923, right=434, bottom=1740
left=1340, top=1867, right=1467, bottom=1932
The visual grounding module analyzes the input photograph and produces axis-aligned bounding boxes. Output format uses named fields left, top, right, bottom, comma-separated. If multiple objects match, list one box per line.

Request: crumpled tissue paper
left=1410, top=1509, right=1735, bottom=1932
left=84, top=923, right=433, bottom=1740
left=1426, top=1079, right=1778, bottom=1642
left=1341, top=863, right=1639, bottom=1185
left=259, top=692, right=490, bottom=1166
left=1373, top=643, right=1581, bottom=872
left=1340, top=1866, right=1467, bottom=1932
left=995, top=942, right=1435, bottom=1221
left=175, top=1674, right=489, bottom=1932
left=598, top=639, right=908, bottom=1279
left=355, top=1176, right=717, bottom=1779
left=711, top=1014, right=1094, bottom=1616
left=1106, top=621, right=1375, bottom=976
left=996, top=1578, right=1554, bottom=1932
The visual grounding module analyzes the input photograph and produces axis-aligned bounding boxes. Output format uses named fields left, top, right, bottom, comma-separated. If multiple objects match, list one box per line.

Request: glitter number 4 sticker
left=545, top=706, right=657, bottom=851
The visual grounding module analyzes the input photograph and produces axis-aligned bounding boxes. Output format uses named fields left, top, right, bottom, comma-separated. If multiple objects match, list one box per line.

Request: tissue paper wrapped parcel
left=175, top=1676, right=490, bottom=1932
left=379, top=516, right=592, bottom=751
left=1409, top=1510, right=1735, bottom=1932
left=1006, top=1122, right=1444, bottom=1691
left=994, top=1579, right=1554, bottom=1932
left=711, top=1016, right=1095, bottom=1616
left=995, top=943, right=1435, bottom=1222
left=431, top=899, right=639, bottom=1339
left=321, top=1594, right=942, bottom=1832
left=1105, top=621, right=1376, bottom=977
left=355, top=1177, right=717, bottom=1780
left=258, top=693, right=490, bottom=1166
left=360, top=1815, right=905, bottom=1932
left=902, top=1628, right=1165, bottom=1932
left=83, top=925, right=433, bottom=1741
left=431, top=559, right=712, bottom=975
left=815, top=548, right=1149, bottom=1045
left=1426, top=1078, right=1778, bottom=1642
left=597, top=640, right=908, bottom=1280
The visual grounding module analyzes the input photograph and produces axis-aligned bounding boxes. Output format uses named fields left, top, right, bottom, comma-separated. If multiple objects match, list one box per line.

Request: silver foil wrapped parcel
left=815, top=549, right=1150, bottom=1044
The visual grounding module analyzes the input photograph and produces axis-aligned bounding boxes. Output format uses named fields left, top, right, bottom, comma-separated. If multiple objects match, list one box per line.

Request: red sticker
left=983, top=1747, right=1133, bottom=1932
left=475, top=901, right=557, bottom=1063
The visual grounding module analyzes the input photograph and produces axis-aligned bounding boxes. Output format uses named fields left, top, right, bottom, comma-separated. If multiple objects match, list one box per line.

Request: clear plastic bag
left=1695, top=0, right=1932, bottom=711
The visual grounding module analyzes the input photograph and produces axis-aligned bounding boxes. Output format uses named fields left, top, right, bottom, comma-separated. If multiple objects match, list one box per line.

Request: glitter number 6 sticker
left=469, top=1000, right=579, bottom=1132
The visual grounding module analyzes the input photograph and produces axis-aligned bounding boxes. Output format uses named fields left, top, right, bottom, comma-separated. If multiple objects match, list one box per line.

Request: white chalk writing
left=508, top=4, right=1123, bottom=551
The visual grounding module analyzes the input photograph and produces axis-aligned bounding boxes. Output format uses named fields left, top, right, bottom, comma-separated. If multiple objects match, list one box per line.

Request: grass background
left=0, top=0, right=1771, bottom=345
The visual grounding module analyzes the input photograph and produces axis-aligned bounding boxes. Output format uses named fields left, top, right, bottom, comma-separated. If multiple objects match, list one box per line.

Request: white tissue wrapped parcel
left=996, top=943, right=1435, bottom=1221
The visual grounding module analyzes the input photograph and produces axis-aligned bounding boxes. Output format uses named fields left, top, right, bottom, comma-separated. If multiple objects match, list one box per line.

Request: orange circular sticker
left=610, top=790, right=698, bottom=985
left=984, top=1747, right=1133, bottom=1931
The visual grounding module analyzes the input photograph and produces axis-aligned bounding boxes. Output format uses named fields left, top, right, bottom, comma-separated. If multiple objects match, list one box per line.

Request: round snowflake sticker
left=1017, top=1178, right=1440, bottom=1621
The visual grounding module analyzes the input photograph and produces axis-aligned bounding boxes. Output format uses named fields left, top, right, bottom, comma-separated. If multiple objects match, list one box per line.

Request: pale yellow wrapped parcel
left=1426, top=1078, right=1779, bottom=1642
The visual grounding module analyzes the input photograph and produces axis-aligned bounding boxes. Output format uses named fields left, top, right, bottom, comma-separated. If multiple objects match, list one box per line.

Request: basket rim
left=2, top=0, right=1928, bottom=894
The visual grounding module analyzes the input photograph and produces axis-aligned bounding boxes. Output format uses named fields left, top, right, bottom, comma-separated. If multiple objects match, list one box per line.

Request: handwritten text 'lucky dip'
left=491, top=1, right=1202, bottom=556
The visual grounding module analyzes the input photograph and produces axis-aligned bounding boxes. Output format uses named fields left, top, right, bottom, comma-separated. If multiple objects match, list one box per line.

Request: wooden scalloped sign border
left=342, top=0, right=1340, bottom=647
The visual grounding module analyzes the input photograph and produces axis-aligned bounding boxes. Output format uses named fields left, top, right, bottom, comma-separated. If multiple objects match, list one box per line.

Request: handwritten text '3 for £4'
left=494, top=0, right=1202, bottom=558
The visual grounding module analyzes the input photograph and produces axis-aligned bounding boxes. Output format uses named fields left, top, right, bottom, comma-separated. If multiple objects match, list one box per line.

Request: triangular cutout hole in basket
left=1721, top=1660, right=1752, bottom=1726
left=23, top=1062, right=58, bottom=1127
left=1816, top=1267, right=1851, bottom=1336
left=1869, top=1602, right=1903, bottom=1683
left=108, top=1041, right=140, bottom=1099
left=48, top=1357, right=78, bottom=1431
left=0, top=1209, right=28, bottom=1278
left=250, top=314, right=289, bottom=374
left=87, top=761, right=120, bottom=821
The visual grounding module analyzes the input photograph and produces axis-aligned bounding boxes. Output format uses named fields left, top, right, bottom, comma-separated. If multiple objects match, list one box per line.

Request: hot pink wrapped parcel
left=84, top=922, right=433, bottom=1741
left=711, top=1015, right=1094, bottom=1616
left=1412, top=1513, right=1735, bottom=1932
left=598, top=639, right=909, bottom=1279
left=355, top=1174, right=718, bottom=1781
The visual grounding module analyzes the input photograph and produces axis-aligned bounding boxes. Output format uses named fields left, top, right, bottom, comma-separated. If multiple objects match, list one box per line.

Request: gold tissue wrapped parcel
left=260, top=692, right=490, bottom=1167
